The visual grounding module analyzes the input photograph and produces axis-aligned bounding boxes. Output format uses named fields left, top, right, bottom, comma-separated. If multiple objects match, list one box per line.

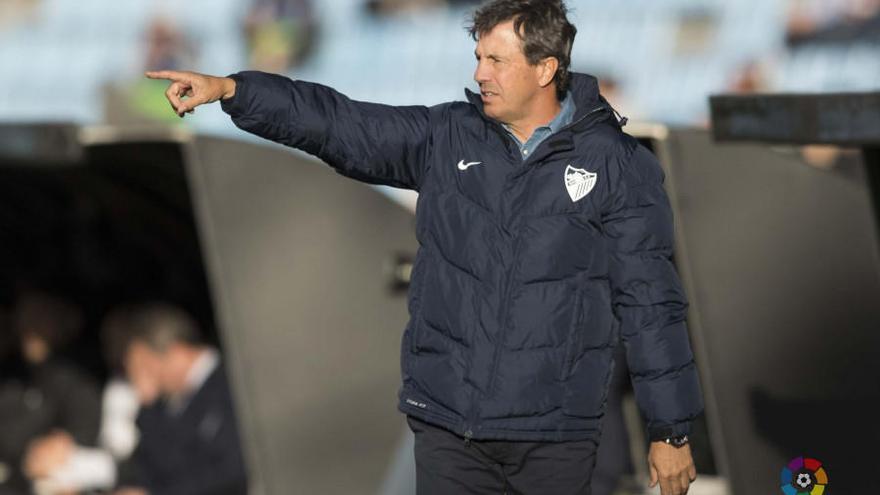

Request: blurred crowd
left=786, top=0, right=880, bottom=46
left=725, top=0, right=880, bottom=94
left=0, top=292, right=247, bottom=495
left=0, top=0, right=39, bottom=30
left=721, top=0, right=876, bottom=170
left=3, top=0, right=878, bottom=128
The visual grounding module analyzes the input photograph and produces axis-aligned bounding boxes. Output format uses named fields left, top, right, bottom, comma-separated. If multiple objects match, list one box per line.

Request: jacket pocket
left=559, top=285, right=585, bottom=381
left=562, top=354, right=613, bottom=418
left=410, top=319, right=424, bottom=354
left=408, top=250, right=433, bottom=354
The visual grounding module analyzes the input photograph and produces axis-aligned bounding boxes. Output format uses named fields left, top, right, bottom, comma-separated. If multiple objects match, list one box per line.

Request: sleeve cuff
left=219, top=72, right=247, bottom=117
left=647, top=420, right=692, bottom=442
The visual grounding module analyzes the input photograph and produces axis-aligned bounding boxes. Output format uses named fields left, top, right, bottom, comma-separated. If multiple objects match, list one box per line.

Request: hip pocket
left=560, top=286, right=585, bottom=380
left=561, top=349, right=614, bottom=418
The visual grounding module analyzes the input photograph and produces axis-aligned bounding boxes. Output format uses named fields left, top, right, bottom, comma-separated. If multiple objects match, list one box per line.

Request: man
left=0, top=291, right=101, bottom=495
left=114, top=303, right=248, bottom=495
left=146, top=1, right=704, bottom=493
left=13, top=307, right=145, bottom=494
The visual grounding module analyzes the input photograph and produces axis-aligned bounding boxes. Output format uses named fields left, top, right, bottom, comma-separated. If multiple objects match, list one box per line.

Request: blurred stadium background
left=2, top=0, right=879, bottom=123
left=1, top=0, right=879, bottom=494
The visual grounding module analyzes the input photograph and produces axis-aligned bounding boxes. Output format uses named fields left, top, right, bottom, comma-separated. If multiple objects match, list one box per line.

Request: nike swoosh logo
left=457, top=160, right=482, bottom=170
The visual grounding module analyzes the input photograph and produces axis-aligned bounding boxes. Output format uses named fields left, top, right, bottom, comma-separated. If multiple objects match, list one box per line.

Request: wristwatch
left=662, top=434, right=689, bottom=448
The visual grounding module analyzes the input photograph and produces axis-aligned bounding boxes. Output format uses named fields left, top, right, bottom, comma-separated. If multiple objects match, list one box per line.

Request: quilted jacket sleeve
left=220, top=70, right=433, bottom=191
left=601, top=142, right=704, bottom=441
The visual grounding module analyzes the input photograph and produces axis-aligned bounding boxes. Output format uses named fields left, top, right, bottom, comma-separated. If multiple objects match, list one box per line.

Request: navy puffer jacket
left=220, top=70, right=704, bottom=442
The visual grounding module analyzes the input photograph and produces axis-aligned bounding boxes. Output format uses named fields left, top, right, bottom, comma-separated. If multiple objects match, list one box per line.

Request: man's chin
left=483, top=106, right=503, bottom=120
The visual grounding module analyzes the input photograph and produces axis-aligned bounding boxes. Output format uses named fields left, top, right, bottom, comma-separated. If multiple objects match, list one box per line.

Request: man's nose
left=474, top=61, right=490, bottom=83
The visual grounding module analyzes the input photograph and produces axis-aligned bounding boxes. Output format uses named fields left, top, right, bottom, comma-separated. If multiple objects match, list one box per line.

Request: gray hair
left=128, top=302, right=201, bottom=352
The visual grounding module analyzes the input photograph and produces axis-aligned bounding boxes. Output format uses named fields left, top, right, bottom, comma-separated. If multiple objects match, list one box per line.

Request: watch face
left=670, top=435, right=689, bottom=447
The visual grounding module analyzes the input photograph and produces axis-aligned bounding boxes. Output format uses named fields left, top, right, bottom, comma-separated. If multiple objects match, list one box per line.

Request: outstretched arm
left=146, top=70, right=434, bottom=190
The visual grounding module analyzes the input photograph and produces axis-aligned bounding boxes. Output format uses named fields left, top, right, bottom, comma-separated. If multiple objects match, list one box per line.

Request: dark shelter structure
left=704, top=92, right=880, bottom=494
left=0, top=125, right=419, bottom=494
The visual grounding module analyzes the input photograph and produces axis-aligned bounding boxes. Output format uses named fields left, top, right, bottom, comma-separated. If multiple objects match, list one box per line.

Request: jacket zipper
left=483, top=232, right=523, bottom=403
left=561, top=103, right=608, bottom=133
left=461, top=235, right=522, bottom=445
left=521, top=104, right=608, bottom=167
left=459, top=103, right=613, bottom=444
left=459, top=149, right=524, bottom=444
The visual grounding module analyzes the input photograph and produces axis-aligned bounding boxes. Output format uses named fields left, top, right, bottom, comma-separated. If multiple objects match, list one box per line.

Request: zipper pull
left=610, top=106, right=628, bottom=127
left=463, top=429, right=473, bottom=447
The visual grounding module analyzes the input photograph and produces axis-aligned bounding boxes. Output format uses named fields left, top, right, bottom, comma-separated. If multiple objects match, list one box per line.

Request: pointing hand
left=144, top=70, right=236, bottom=118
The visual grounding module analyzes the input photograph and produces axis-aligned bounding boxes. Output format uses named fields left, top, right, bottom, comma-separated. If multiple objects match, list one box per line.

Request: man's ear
left=537, top=57, right=559, bottom=88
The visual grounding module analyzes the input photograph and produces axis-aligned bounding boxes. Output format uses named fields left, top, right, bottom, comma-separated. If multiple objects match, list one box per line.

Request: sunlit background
left=2, top=0, right=879, bottom=126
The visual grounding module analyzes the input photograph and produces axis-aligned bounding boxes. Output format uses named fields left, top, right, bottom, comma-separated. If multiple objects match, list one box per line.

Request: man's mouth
left=481, top=90, right=498, bottom=99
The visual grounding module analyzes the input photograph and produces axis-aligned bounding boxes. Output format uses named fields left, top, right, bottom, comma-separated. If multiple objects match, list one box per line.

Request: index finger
left=145, top=70, right=189, bottom=82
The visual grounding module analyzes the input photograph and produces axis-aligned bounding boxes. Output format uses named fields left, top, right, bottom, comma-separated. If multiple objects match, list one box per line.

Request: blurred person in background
left=0, top=0, right=41, bottom=30
left=113, top=303, right=247, bottom=495
left=127, top=16, right=199, bottom=123
left=244, top=0, right=317, bottom=73
left=0, top=290, right=101, bottom=495
left=143, top=16, right=197, bottom=74
left=97, top=307, right=141, bottom=465
left=0, top=306, right=14, bottom=492
left=144, top=0, right=703, bottom=493
left=364, top=0, right=450, bottom=16
left=365, top=0, right=483, bottom=16
left=726, top=59, right=773, bottom=96
left=20, top=308, right=141, bottom=494
left=786, top=0, right=880, bottom=45
left=722, top=59, right=863, bottom=173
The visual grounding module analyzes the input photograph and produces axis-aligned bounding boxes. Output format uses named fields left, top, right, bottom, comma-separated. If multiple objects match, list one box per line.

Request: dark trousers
left=407, top=415, right=599, bottom=495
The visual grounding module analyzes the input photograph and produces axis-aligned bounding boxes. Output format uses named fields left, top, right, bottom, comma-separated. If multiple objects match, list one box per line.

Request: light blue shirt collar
left=501, top=90, right=576, bottom=159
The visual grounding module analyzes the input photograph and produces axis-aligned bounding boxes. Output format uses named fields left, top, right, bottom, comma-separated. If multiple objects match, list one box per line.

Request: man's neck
left=503, top=95, right=562, bottom=144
